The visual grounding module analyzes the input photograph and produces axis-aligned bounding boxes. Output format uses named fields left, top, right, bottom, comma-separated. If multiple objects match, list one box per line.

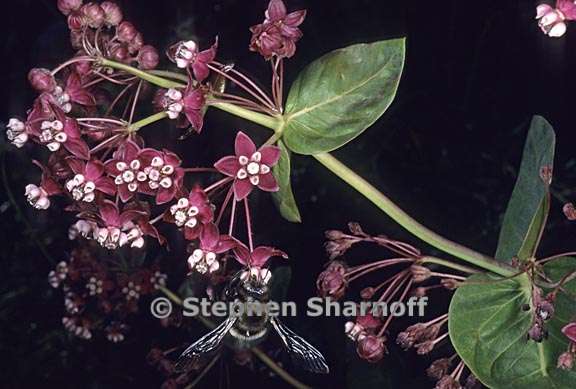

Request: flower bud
left=28, top=68, right=56, bottom=93
left=128, top=32, right=144, bottom=54
left=557, top=351, right=574, bottom=370
left=316, top=261, right=347, bottom=299
left=325, top=229, right=346, bottom=240
left=109, top=43, right=130, bottom=63
left=360, top=287, right=375, bottom=300
left=67, top=11, right=86, bottom=31
left=137, top=45, right=159, bottom=70
left=70, top=30, right=83, bottom=49
left=435, top=375, right=461, bottom=389
left=564, top=203, right=576, bottom=221
left=81, top=2, right=105, bottom=28
left=528, top=321, right=547, bottom=342
left=57, top=0, right=83, bottom=16
left=356, top=335, right=386, bottom=363
left=562, top=322, right=576, bottom=343
left=101, top=1, right=123, bottom=26
left=536, top=299, right=555, bottom=321
left=427, top=358, right=452, bottom=380
left=410, top=264, right=432, bottom=283
left=117, top=21, right=138, bottom=43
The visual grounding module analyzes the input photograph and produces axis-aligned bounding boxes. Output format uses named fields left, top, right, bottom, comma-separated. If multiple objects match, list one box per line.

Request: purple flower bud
left=564, top=203, right=576, bottom=221
left=81, top=2, right=105, bottom=29
left=536, top=299, right=555, bottom=321
left=426, top=358, right=452, bottom=380
left=435, top=376, right=462, bottom=389
left=100, top=1, right=123, bottom=26
left=28, top=68, right=56, bottom=93
left=109, top=43, right=130, bottom=63
left=528, top=321, right=547, bottom=342
left=557, top=351, right=574, bottom=370
left=356, top=335, right=386, bottom=363
left=137, top=45, right=159, bottom=70
left=67, top=11, right=86, bottom=31
left=360, top=287, right=375, bottom=300
left=316, top=261, right=347, bottom=299
left=57, top=0, right=83, bottom=16
left=410, top=264, right=432, bottom=283
left=128, top=32, right=144, bottom=54
left=117, top=21, right=138, bottom=43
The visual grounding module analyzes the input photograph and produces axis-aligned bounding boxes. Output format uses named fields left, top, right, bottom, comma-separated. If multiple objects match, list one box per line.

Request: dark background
left=1, top=0, right=576, bottom=388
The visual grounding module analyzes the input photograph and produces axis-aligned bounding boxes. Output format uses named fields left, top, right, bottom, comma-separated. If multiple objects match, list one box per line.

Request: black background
left=1, top=0, right=576, bottom=388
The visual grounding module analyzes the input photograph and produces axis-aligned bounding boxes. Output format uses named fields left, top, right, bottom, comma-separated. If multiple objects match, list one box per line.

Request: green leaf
left=449, top=258, right=576, bottom=389
left=283, top=39, right=405, bottom=155
left=271, top=140, right=302, bottom=222
left=496, top=116, right=555, bottom=262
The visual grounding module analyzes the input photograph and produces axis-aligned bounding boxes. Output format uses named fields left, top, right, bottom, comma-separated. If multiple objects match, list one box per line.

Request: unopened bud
left=563, top=203, right=576, bottom=221
left=57, top=0, right=83, bottom=16
left=28, top=68, right=56, bottom=93
left=100, top=1, right=123, bottom=26
left=117, top=21, right=138, bottom=43
left=410, top=265, right=431, bottom=283
left=557, top=351, right=574, bottom=370
left=81, top=2, right=105, bottom=28
left=356, top=335, right=386, bottom=363
left=137, top=45, right=159, bottom=70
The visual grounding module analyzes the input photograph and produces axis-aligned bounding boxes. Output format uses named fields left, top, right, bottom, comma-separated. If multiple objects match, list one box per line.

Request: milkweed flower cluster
left=318, top=223, right=479, bottom=387
left=49, top=244, right=167, bottom=342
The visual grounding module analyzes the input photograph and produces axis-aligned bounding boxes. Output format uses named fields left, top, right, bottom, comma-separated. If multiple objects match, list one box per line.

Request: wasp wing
left=270, top=317, right=329, bottom=374
left=175, top=316, right=237, bottom=372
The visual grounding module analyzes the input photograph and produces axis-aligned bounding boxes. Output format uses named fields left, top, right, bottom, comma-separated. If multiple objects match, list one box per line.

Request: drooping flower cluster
left=536, top=0, right=576, bottom=37
left=49, top=244, right=168, bottom=342
left=250, top=0, right=306, bottom=59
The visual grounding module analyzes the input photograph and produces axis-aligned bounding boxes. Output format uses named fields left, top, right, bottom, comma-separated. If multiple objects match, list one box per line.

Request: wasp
left=175, top=267, right=329, bottom=374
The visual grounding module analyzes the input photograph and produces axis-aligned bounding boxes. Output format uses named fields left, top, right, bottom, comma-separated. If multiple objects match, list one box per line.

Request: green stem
left=129, top=111, right=168, bottom=131
left=100, top=58, right=185, bottom=89
left=313, top=152, right=516, bottom=277
left=148, top=69, right=189, bottom=83
left=421, top=256, right=479, bottom=274
left=208, top=101, right=281, bottom=131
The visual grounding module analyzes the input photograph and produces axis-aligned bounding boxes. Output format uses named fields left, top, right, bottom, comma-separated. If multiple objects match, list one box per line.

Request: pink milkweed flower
left=214, top=131, right=280, bottom=200
left=563, top=322, right=576, bottom=343
left=536, top=1, right=576, bottom=37
left=6, top=118, right=29, bottom=148
left=250, top=0, right=306, bottom=59
left=168, top=186, right=214, bottom=240
left=65, top=158, right=116, bottom=202
left=157, top=85, right=207, bottom=133
left=233, top=243, right=288, bottom=284
left=106, top=141, right=184, bottom=204
left=25, top=160, right=63, bottom=210
left=187, top=223, right=236, bottom=275
left=356, top=334, right=386, bottom=363
left=168, top=38, right=218, bottom=82
left=65, top=71, right=96, bottom=107
left=95, top=200, right=163, bottom=249
left=27, top=98, right=90, bottom=159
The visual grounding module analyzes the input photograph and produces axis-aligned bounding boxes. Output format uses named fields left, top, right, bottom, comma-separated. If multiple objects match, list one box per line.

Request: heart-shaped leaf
left=271, top=140, right=302, bottom=222
left=449, top=258, right=576, bottom=388
left=495, top=116, right=555, bottom=262
left=283, top=39, right=405, bottom=155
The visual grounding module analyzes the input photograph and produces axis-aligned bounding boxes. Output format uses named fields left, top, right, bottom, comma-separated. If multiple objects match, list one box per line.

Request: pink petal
left=285, top=9, right=306, bottom=27
left=281, top=24, right=303, bottom=40
left=70, top=89, right=96, bottom=106
left=156, top=186, right=176, bottom=205
left=251, top=246, right=288, bottom=267
left=42, top=177, right=62, bottom=196
left=184, top=108, right=204, bottom=133
left=119, top=210, right=147, bottom=226
left=63, top=117, right=81, bottom=138
left=183, top=89, right=205, bottom=110
left=266, top=0, right=287, bottom=21
left=562, top=322, right=576, bottom=343
left=64, top=137, right=90, bottom=160
left=200, top=223, right=220, bottom=250
left=100, top=200, right=121, bottom=226
left=234, top=179, right=253, bottom=200
left=122, top=141, right=140, bottom=161
left=260, top=145, right=281, bottom=166
left=214, top=235, right=236, bottom=254
left=138, top=148, right=162, bottom=165
left=192, top=62, right=210, bottom=82
left=557, top=0, right=576, bottom=20
left=104, top=159, right=120, bottom=175
left=163, top=151, right=182, bottom=167
left=235, top=131, right=257, bottom=157
left=95, top=177, right=116, bottom=195
left=85, top=161, right=104, bottom=179
left=257, top=173, right=279, bottom=192
left=233, top=243, right=251, bottom=266
left=66, top=157, right=85, bottom=175
left=141, top=222, right=166, bottom=245
left=214, top=155, right=240, bottom=176
left=118, top=184, right=134, bottom=202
